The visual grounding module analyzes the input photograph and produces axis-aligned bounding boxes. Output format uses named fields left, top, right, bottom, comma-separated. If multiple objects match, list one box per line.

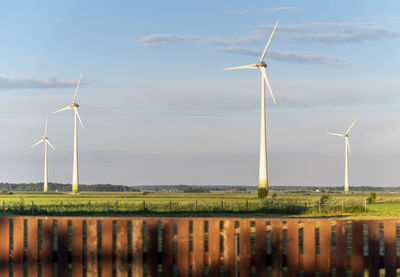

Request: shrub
left=320, top=194, right=330, bottom=208
left=142, top=191, right=150, bottom=196
left=367, top=192, right=377, bottom=204
left=258, top=188, right=268, bottom=199
left=0, top=189, right=9, bottom=195
left=271, top=192, right=277, bottom=199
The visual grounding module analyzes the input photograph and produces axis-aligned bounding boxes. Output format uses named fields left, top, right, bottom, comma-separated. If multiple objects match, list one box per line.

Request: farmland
left=0, top=190, right=399, bottom=217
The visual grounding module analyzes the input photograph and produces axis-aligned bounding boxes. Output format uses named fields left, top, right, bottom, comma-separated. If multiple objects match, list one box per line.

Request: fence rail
left=0, top=217, right=399, bottom=276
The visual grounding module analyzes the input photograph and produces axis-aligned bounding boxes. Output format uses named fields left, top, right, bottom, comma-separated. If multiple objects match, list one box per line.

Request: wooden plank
left=0, top=218, right=9, bottom=277
left=335, top=221, right=347, bottom=276
left=27, top=218, right=38, bottom=277
left=351, top=221, right=364, bottom=277
left=57, top=218, right=69, bottom=277
left=41, top=218, right=53, bottom=277
left=368, top=220, right=380, bottom=277
left=162, top=219, right=174, bottom=275
left=255, top=219, right=267, bottom=277
left=239, top=219, right=250, bottom=277
left=384, top=221, right=396, bottom=277
left=12, top=218, right=24, bottom=277
left=132, top=219, right=143, bottom=277
left=146, top=219, right=158, bottom=276
left=86, top=219, right=98, bottom=277
left=318, top=221, right=331, bottom=277
left=286, top=220, right=298, bottom=277
left=223, top=219, right=235, bottom=277
left=271, top=220, right=282, bottom=277
left=192, top=219, right=205, bottom=277
left=208, top=219, right=220, bottom=277
left=101, top=219, right=113, bottom=277
left=303, top=221, right=315, bottom=277
left=177, top=219, right=189, bottom=276
left=71, top=219, right=83, bottom=277
left=116, top=219, right=128, bottom=277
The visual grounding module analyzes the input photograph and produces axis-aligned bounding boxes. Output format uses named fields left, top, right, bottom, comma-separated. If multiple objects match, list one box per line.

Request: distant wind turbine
left=53, top=75, right=84, bottom=194
left=31, top=119, right=56, bottom=192
left=224, top=21, right=279, bottom=196
left=327, top=119, right=358, bottom=193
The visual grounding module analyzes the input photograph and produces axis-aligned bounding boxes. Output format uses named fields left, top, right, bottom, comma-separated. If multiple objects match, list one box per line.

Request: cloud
left=218, top=47, right=351, bottom=68
left=0, top=75, right=95, bottom=90
left=225, top=6, right=298, bottom=15
left=264, top=6, right=299, bottom=12
left=254, top=22, right=400, bottom=43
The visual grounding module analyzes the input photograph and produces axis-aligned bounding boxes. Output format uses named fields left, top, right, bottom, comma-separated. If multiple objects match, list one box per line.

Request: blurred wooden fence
left=0, top=217, right=398, bottom=276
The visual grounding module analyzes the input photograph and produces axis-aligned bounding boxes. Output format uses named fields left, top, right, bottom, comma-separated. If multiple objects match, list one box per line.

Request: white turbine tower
left=224, top=21, right=279, bottom=195
left=31, top=119, right=56, bottom=192
left=327, top=119, right=357, bottom=193
left=53, top=75, right=84, bottom=194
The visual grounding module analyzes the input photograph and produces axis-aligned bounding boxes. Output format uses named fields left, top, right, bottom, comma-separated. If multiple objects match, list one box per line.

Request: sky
left=0, top=1, right=400, bottom=187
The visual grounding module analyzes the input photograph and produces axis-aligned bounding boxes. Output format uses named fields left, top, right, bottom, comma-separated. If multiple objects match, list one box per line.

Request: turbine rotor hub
left=71, top=103, right=79, bottom=108
left=257, top=61, right=267, bottom=68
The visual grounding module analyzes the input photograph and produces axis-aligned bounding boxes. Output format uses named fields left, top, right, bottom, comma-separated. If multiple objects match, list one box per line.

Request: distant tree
left=271, top=192, right=277, bottom=199
left=184, top=187, right=210, bottom=193
left=258, top=188, right=268, bottom=199
left=367, top=192, right=377, bottom=204
left=320, top=194, right=330, bottom=208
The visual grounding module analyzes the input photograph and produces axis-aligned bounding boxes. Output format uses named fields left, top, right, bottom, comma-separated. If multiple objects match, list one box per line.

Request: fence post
left=88, top=200, right=91, bottom=211
left=221, top=200, right=223, bottom=210
left=342, top=200, right=344, bottom=212
left=31, top=201, right=34, bottom=215
left=2, top=201, right=4, bottom=215
left=169, top=200, right=172, bottom=212
left=60, top=200, right=63, bottom=212
left=116, top=200, right=118, bottom=211
left=246, top=200, right=249, bottom=210
left=143, top=200, right=146, bottom=211
left=195, top=200, right=198, bottom=211
left=365, top=199, right=367, bottom=212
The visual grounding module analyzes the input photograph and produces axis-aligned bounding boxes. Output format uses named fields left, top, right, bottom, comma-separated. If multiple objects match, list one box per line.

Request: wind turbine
left=53, top=74, right=84, bottom=194
left=327, top=119, right=358, bottom=193
left=224, top=21, right=279, bottom=195
left=31, top=119, right=56, bottom=192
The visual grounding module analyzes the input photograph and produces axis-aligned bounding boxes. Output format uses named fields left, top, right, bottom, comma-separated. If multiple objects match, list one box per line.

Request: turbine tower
left=54, top=75, right=84, bottom=194
left=327, top=119, right=357, bottom=193
left=31, top=119, right=56, bottom=192
left=224, top=21, right=278, bottom=196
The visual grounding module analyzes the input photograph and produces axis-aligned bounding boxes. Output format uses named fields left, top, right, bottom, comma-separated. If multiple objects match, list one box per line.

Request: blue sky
left=0, top=1, right=400, bottom=186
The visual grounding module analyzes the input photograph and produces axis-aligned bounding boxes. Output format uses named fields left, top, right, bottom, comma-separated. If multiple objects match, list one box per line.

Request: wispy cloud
left=0, top=76, right=95, bottom=90
left=225, top=6, right=298, bottom=15
left=263, top=6, right=299, bottom=12
left=255, top=22, right=400, bottom=43
left=218, top=47, right=351, bottom=68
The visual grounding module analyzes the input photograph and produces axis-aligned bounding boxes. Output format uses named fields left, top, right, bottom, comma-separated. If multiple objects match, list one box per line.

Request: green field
left=0, top=190, right=399, bottom=217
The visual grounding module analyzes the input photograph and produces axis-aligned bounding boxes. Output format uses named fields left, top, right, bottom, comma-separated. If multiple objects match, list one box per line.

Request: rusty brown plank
left=71, top=219, right=83, bottom=277
left=162, top=219, right=174, bottom=275
left=351, top=220, right=363, bottom=277
left=335, top=221, right=347, bottom=276
left=208, top=219, right=220, bottom=277
left=12, top=218, right=24, bottom=277
left=132, top=219, right=143, bottom=277
left=303, top=221, right=315, bottom=277
left=146, top=219, right=158, bottom=276
left=384, top=221, right=396, bottom=277
left=193, top=219, right=205, bottom=277
left=368, top=220, right=380, bottom=277
left=286, top=220, right=299, bottom=277
left=116, top=219, right=128, bottom=277
left=0, top=218, right=9, bottom=277
left=101, top=219, right=113, bottom=277
left=318, top=221, right=331, bottom=277
left=223, top=219, right=235, bottom=277
left=86, top=219, right=98, bottom=277
left=177, top=219, right=189, bottom=277
left=255, top=219, right=266, bottom=277
left=57, top=218, right=69, bottom=277
left=42, top=218, right=53, bottom=277
left=27, top=218, right=38, bottom=277
left=239, top=219, right=250, bottom=277
left=271, top=220, right=282, bottom=277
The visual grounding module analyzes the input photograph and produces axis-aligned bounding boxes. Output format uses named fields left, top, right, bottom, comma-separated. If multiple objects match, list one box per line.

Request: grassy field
left=0, top=190, right=399, bottom=217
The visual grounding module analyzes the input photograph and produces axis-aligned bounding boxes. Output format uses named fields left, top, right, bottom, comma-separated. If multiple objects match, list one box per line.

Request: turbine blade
left=346, top=139, right=352, bottom=156
left=30, top=139, right=43, bottom=148
left=44, top=119, right=48, bottom=137
left=260, top=67, right=276, bottom=104
left=46, top=139, right=56, bottom=151
left=74, top=107, right=84, bottom=129
left=72, top=74, right=82, bottom=103
left=53, top=106, right=72, bottom=114
left=259, top=20, right=279, bottom=62
left=345, top=118, right=358, bottom=134
left=327, top=132, right=344, bottom=137
left=224, top=64, right=258, bottom=70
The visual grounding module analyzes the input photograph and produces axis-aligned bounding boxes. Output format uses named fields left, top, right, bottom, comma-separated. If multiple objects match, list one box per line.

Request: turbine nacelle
left=256, top=61, right=267, bottom=68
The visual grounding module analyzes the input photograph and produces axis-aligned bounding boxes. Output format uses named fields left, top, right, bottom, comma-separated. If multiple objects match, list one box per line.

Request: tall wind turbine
left=31, top=119, right=56, bottom=192
left=53, top=75, right=84, bottom=194
left=224, top=21, right=279, bottom=195
left=327, top=119, right=357, bottom=193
